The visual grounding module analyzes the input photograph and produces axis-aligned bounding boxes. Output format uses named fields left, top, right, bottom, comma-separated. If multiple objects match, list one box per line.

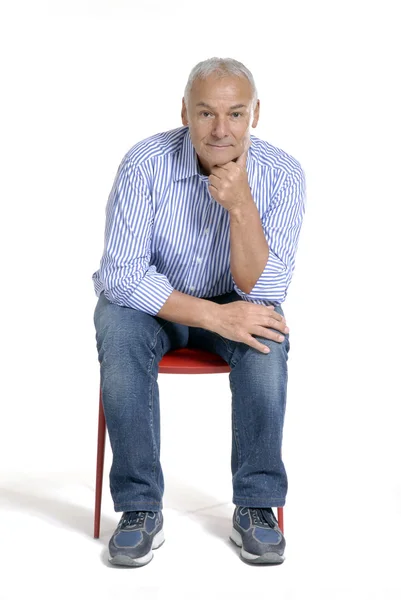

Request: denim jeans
left=93, top=290, right=290, bottom=512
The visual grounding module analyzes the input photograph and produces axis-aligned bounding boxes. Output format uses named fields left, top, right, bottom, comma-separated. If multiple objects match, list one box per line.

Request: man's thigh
left=187, top=291, right=288, bottom=365
left=94, top=291, right=190, bottom=357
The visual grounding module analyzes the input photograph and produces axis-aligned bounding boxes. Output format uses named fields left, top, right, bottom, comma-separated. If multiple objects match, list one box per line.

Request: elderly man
left=92, top=57, right=306, bottom=567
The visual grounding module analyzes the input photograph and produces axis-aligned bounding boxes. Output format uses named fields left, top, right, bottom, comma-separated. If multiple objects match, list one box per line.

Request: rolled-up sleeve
left=97, top=158, right=174, bottom=314
left=233, top=166, right=306, bottom=304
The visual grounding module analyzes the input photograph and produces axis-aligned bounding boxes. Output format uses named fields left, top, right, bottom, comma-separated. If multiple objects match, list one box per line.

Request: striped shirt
left=92, top=126, right=306, bottom=314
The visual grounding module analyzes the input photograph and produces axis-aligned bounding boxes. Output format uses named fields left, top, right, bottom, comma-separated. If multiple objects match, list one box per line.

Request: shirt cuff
left=233, top=251, right=288, bottom=304
left=126, top=267, right=175, bottom=315
left=100, top=266, right=175, bottom=315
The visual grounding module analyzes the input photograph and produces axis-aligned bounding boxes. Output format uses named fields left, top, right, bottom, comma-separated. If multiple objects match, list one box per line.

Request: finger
left=214, top=163, right=231, bottom=171
left=264, top=306, right=285, bottom=323
left=266, top=313, right=287, bottom=331
left=274, top=319, right=289, bottom=333
left=244, top=334, right=271, bottom=354
left=208, top=174, right=220, bottom=188
left=210, top=167, right=225, bottom=178
left=266, top=318, right=289, bottom=334
left=253, top=325, right=286, bottom=343
left=265, top=315, right=289, bottom=333
left=248, top=303, right=287, bottom=326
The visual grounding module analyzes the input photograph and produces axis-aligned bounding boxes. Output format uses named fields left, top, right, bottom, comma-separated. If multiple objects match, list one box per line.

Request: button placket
left=188, top=193, right=211, bottom=294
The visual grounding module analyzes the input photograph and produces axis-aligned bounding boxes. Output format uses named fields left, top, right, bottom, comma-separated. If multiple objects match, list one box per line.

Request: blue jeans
left=94, top=290, right=290, bottom=512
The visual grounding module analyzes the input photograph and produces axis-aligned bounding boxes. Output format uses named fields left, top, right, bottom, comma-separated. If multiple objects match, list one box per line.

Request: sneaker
left=230, top=507, right=285, bottom=564
left=108, top=510, right=164, bottom=567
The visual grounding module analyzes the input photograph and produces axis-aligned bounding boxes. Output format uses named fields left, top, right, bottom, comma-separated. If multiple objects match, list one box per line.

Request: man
left=92, top=57, right=306, bottom=567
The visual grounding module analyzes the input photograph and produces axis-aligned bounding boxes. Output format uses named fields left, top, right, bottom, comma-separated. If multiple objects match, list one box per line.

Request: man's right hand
left=209, top=301, right=289, bottom=353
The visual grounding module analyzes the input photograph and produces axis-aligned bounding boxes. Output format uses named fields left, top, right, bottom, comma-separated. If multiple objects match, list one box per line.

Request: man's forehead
left=190, top=76, right=253, bottom=108
left=191, top=74, right=253, bottom=96
left=196, top=101, right=249, bottom=110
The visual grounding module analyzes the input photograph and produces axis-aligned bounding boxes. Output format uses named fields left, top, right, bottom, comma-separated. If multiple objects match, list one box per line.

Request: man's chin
left=206, top=147, right=236, bottom=164
left=197, top=148, right=238, bottom=174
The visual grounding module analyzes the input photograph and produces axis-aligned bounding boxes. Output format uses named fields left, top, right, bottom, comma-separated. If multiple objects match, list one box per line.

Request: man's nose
left=211, top=117, right=230, bottom=139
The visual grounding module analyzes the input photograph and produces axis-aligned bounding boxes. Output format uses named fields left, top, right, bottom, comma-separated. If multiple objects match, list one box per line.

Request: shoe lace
left=120, top=511, right=147, bottom=528
left=250, top=508, right=277, bottom=528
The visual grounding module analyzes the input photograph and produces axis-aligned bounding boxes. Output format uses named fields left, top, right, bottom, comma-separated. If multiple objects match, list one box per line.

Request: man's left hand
left=208, top=149, right=252, bottom=213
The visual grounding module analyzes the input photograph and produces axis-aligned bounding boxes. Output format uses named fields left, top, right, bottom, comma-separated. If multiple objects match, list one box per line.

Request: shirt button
left=190, top=286, right=195, bottom=291
left=204, top=228, right=209, bottom=234
left=196, top=257, right=202, bottom=263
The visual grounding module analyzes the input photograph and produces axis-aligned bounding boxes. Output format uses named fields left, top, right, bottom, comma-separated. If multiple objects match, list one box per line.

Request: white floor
left=1, top=472, right=401, bottom=600
left=1, top=370, right=401, bottom=600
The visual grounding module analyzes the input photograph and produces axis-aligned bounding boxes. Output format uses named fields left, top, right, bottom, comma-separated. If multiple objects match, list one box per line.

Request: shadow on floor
left=163, top=476, right=238, bottom=554
left=0, top=474, right=241, bottom=558
left=0, top=482, right=115, bottom=541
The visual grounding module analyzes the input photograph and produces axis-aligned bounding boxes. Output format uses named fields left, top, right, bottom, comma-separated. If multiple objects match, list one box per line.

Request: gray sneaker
left=108, top=510, right=164, bottom=567
left=230, top=507, right=285, bottom=564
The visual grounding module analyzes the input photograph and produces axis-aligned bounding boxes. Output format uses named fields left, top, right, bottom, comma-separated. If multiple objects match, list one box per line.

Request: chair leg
left=277, top=507, right=284, bottom=534
left=94, top=388, right=106, bottom=539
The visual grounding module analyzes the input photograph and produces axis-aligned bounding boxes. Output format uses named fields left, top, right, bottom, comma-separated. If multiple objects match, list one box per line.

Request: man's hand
left=209, top=301, right=289, bottom=353
left=208, top=149, right=252, bottom=213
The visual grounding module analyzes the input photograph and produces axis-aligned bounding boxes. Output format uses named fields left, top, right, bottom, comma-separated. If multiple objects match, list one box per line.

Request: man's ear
left=181, top=98, right=189, bottom=126
left=252, top=100, right=260, bottom=128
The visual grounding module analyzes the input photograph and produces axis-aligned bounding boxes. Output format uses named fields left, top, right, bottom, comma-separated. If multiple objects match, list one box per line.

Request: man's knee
left=254, top=334, right=290, bottom=361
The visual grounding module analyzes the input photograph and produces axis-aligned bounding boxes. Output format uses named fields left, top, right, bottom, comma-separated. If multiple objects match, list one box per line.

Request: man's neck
left=197, top=156, right=211, bottom=176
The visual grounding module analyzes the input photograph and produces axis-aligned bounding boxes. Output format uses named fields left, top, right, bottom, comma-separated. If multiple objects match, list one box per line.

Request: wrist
left=228, top=194, right=254, bottom=222
left=203, top=300, right=221, bottom=332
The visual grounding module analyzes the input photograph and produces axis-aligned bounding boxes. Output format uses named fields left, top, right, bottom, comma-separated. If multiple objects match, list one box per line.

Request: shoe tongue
left=251, top=508, right=276, bottom=527
left=123, top=511, right=146, bottom=527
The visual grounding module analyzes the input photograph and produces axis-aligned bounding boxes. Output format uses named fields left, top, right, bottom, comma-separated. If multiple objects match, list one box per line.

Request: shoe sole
left=230, top=528, right=285, bottom=565
left=109, top=529, right=165, bottom=567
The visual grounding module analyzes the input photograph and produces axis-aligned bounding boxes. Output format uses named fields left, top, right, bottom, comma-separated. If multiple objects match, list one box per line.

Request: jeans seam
left=231, top=387, right=242, bottom=470
left=229, top=342, right=249, bottom=370
left=147, top=322, right=170, bottom=481
left=214, top=332, right=233, bottom=358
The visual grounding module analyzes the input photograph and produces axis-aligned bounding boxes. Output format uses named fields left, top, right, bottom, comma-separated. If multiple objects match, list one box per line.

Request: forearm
left=157, top=290, right=220, bottom=331
left=229, top=199, right=269, bottom=294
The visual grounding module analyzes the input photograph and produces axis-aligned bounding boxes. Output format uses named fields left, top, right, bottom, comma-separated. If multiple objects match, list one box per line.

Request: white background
left=1, top=0, right=400, bottom=598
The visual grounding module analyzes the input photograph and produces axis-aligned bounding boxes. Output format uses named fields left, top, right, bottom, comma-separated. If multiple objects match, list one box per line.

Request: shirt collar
left=173, top=128, right=200, bottom=181
left=173, top=126, right=255, bottom=182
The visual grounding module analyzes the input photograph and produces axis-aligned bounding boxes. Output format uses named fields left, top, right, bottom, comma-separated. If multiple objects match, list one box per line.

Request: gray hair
left=184, top=57, right=258, bottom=108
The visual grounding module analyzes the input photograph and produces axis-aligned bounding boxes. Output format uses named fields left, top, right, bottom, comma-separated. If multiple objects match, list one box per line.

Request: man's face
left=181, top=73, right=260, bottom=174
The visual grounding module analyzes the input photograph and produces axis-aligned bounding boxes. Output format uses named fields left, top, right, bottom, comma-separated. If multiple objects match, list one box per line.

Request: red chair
left=94, top=347, right=284, bottom=537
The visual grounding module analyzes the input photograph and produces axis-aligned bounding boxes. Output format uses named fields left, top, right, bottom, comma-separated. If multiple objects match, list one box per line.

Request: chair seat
left=158, top=347, right=231, bottom=374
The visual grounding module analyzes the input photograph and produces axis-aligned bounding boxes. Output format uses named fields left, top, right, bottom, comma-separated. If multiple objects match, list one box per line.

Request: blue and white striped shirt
left=92, top=126, right=306, bottom=314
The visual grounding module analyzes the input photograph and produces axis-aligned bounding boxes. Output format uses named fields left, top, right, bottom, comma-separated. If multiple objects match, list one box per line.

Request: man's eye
left=201, top=111, right=211, bottom=117
left=232, top=112, right=242, bottom=118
